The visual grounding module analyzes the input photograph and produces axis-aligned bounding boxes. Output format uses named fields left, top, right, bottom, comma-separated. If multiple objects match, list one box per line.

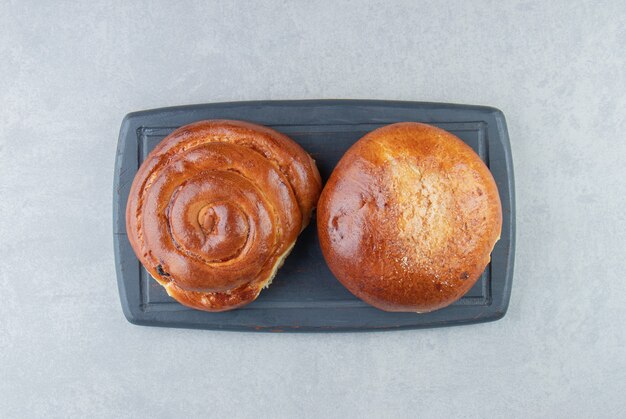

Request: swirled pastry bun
left=317, top=123, right=502, bottom=313
left=126, top=120, right=322, bottom=311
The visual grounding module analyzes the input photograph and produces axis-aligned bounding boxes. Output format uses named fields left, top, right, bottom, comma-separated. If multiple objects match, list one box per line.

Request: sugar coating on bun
left=317, top=122, right=502, bottom=313
left=126, top=120, right=321, bottom=312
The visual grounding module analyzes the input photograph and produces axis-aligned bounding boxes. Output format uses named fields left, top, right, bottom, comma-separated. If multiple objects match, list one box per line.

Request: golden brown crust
left=317, top=122, right=502, bottom=312
left=126, top=120, right=321, bottom=312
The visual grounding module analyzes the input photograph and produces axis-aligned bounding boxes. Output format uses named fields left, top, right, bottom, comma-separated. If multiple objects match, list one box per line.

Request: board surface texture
left=113, top=100, right=515, bottom=332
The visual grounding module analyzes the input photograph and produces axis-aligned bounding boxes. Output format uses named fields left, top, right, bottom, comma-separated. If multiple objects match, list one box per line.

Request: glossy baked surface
left=318, top=123, right=502, bottom=312
left=125, top=120, right=321, bottom=311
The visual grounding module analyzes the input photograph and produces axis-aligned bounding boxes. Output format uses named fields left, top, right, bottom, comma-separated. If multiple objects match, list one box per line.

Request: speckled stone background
left=1, top=1, right=625, bottom=418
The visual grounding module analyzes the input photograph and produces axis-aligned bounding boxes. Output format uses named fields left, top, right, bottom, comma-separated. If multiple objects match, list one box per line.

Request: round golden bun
left=126, top=120, right=322, bottom=311
left=317, top=122, right=502, bottom=313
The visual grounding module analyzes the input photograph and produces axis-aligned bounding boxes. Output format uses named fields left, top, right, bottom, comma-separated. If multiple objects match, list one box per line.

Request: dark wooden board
left=113, top=100, right=515, bottom=332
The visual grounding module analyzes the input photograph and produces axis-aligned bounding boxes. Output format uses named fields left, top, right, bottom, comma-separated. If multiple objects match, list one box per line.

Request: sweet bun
left=126, top=120, right=322, bottom=311
left=317, top=122, right=502, bottom=313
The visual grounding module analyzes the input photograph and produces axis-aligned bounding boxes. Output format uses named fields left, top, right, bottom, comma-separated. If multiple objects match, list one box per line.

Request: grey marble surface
left=1, top=1, right=625, bottom=418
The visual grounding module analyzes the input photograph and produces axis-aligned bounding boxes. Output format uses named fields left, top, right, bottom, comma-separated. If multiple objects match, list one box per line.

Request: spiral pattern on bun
left=126, top=120, right=322, bottom=311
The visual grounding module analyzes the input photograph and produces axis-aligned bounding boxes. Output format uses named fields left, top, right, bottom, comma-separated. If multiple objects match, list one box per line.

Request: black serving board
left=113, top=100, right=515, bottom=332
